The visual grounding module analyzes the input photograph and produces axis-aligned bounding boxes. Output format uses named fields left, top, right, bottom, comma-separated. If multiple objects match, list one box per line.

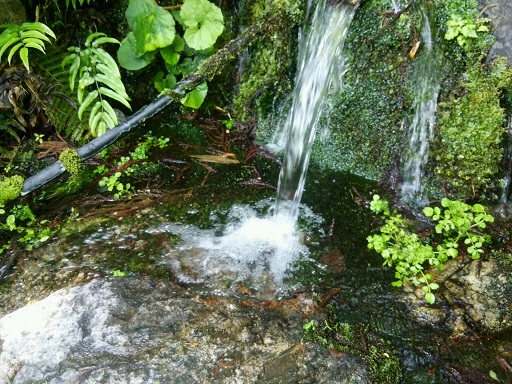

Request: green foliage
left=59, top=149, right=84, bottom=176
left=130, top=131, right=170, bottom=160
left=367, top=195, right=494, bottom=304
left=62, top=32, right=131, bottom=137
left=99, top=171, right=132, bottom=199
left=0, top=22, right=56, bottom=71
left=432, top=60, right=512, bottom=197
left=180, top=0, right=224, bottom=50
left=0, top=175, right=23, bottom=205
left=1, top=204, right=50, bottom=255
left=112, top=269, right=127, bottom=277
left=233, top=0, right=304, bottom=121
left=118, top=0, right=224, bottom=109
left=444, top=14, right=490, bottom=50
left=303, top=318, right=402, bottom=383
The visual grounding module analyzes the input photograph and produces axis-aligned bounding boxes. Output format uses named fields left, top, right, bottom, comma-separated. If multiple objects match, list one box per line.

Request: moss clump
left=233, top=0, right=304, bottom=120
left=431, top=59, right=512, bottom=197
left=313, top=0, right=415, bottom=179
left=303, top=319, right=402, bottom=383
left=59, top=149, right=84, bottom=177
left=0, top=175, right=24, bottom=206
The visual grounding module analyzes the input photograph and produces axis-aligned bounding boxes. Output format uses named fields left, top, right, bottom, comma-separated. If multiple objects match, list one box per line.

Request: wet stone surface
left=0, top=278, right=370, bottom=384
left=403, top=257, right=512, bottom=337
left=481, top=0, right=512, bottom=63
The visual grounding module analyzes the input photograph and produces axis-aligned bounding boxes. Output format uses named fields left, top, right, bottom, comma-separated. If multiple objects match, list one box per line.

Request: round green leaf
left=423, top=206, right=434, bottom=217
left=132, top=6, right=176, bottom=52
left=180, top=81, right=208, bottom=109
left=118, top=33, right=156, bottom=70
left=180, top=0, right=224, bottom=50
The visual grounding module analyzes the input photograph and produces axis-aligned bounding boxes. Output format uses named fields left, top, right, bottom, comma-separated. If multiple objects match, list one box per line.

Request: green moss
left=304, top=318, right=402, bottom=383
left=233, top=0, right=304, bottom=120
left=431, top=59, right=512, bottom=197
left=313, top=0, right=415, bottom=179
left=0, top=175, right=24, bottom=206
left=59, top=149, right=84, bottom=177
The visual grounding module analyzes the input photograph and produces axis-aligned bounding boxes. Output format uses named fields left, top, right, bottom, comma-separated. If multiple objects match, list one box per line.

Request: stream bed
left=1, top=168, right=511, bottom=383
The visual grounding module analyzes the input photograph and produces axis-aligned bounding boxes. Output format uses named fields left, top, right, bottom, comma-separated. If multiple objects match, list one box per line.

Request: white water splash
left=153, top=200, right=323, bottom=296
left=400, top=11, right=443, bottom=204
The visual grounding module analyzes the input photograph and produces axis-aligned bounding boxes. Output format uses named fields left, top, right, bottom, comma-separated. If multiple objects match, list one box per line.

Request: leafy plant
left=118, top=0, right=225, bottom=109
left=445, top=14, right=489, bottom=50
left=98, top=171, right=132, bottom=199
left=62, top=32, right=131, bottom=137
left=367, top=195, right=494, bottom=304
left=0, top=22, right=56, bottom=71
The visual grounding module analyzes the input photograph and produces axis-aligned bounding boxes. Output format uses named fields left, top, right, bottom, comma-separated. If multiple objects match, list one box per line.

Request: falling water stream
left=191, top=0, right=359, bottom=288
left=400, top=9, right=443, bottom=204
left=274, top=0, right=357, bottom=220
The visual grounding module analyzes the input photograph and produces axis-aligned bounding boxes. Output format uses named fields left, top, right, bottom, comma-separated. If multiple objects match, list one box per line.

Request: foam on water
left=150, top=200, right=323, bottom=296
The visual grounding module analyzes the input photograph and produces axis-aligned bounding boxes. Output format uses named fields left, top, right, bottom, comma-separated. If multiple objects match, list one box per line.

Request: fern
left=34, top=48, right=88, bottom=140
left=62, top=32, right=131, bottom=137
left=0, top=22, right=56, bottom=71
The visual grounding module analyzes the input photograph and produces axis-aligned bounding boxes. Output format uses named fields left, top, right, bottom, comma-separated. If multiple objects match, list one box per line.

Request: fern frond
left=0, top=22, right=56, bottom=71
left=62, top=32, right=130, bottom=137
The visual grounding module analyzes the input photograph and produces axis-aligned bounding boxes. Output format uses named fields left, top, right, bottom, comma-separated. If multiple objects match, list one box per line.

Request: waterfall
left=274, top=0, right=358, bottom=220
left=400, top=9, right=443, bottom=204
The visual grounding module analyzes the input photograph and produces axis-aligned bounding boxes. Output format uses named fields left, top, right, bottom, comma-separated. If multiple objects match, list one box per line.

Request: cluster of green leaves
left=59, top=149, right=84, bottom=177
left=130, top=131, right=170, bottom=160
left=62, top=32, right=131, bottom=137
left=96, top=132, right=170, bottom=199
left=1, top=203, right=52, bottom=255
left=63, top=0, right=95, bottom=8
left=367, top=195, right=494, bottom=304
left=0, top=22, right=56, bottom=71
left=117, top=0, right=225, bottom=109
left=445, top=14, right=490, bottom=50
left=431, top=59, right=512, bottom=197
left=0, top=175, right=23, bottom=206
left=98, top=171, right=132, bottom=199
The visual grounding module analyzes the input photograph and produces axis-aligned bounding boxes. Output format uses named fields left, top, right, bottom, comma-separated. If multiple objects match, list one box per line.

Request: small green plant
left=130, top=131, right=170, bottom=160
left=118, top=0, right=225, bottom=109
left=112, top=269, right=127, bottom=277
left=63, top=0, right=96, bottom=8
left=367, top=195, right=494, bottom=304
left=1, top=204, right=48, bottom=254
left=0, top=22, right=56, bottom=70
left=445, top=14, right=489, bottom=50
left=98, top=171, right=132, bottom=199
left=62, top=32, right=131, bottom=137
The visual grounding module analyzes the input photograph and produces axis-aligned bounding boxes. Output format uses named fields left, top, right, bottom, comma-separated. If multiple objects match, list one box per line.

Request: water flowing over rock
left=0, top=278, right=371, bottom=383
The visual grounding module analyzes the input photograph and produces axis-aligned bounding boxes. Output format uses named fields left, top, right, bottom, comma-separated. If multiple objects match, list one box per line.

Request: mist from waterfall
left=400, top=9, right=443, bottom=204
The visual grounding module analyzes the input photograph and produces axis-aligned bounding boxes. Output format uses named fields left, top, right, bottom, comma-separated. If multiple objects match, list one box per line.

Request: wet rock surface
left=0, top=278, right=370, bottom=384
left=404, top=257, right=512, bottom=337
left=481, top=0, right=512, bottom=63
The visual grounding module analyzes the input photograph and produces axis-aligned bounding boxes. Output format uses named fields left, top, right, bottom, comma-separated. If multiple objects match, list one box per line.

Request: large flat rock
left=0, top=278, right=370, bottom=383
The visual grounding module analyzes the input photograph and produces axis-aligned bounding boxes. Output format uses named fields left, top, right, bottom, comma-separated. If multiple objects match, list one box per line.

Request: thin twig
left=364, top=0, right=415, bottom=44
